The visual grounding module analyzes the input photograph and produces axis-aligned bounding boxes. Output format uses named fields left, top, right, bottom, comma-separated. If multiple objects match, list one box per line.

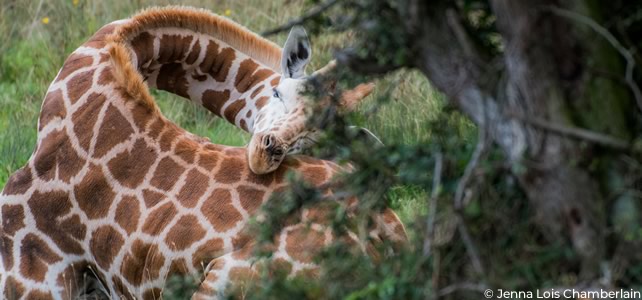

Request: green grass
left=0, top=0, right=447, bottom=224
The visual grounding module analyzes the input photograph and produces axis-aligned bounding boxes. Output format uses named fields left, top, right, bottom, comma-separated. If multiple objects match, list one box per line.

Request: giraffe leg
left=192, top=222, right=330, bottom=299
left=191, top=246, right=258, bottom=300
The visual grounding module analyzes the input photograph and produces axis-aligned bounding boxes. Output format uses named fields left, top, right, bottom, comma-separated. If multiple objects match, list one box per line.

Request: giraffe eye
left=272, top=88, right=281, bottom=99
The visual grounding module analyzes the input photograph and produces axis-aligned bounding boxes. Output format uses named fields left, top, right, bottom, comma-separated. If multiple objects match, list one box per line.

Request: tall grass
left=0, top=0, right=450, bottom=223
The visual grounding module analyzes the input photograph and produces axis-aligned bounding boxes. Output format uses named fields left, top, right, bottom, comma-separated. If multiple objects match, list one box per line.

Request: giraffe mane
left=105, top=5, right=283, bottom=112
left=107, top=42, right=160, bottom=114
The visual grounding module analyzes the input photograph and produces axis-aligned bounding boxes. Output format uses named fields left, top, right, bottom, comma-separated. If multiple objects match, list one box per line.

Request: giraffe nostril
left=263, top=134, right=274, bottom=148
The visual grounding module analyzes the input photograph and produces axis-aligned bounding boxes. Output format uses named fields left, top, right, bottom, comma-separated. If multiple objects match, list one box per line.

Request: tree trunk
left=400, top=0, right=635, bottom=279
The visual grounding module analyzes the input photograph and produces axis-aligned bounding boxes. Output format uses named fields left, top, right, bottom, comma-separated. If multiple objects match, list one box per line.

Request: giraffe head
left=248, top=27, right=375, bottom=174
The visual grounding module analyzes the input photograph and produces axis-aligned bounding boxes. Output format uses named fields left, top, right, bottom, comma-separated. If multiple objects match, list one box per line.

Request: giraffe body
left=0, top=7, right=405, bottom=299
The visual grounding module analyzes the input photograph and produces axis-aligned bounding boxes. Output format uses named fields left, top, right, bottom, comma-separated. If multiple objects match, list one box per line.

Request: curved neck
left=123, top=27, right=280, bottom=133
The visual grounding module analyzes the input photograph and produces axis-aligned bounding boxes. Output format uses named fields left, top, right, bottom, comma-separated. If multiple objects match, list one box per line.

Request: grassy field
left=0, top=0, right=452, bottom=224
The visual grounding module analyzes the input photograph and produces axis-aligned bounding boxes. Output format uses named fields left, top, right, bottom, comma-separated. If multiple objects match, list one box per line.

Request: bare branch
left=454, top=126, right=489, bottom=210
left=423, top=151, right=443, bottom=257
left=456, top=215, right=485, bottom=275
left=507, top=110, right=630, bottom=150
left=452, top=98, right=489, bottom=276
left=261, top=0, right=340, bottom=36
left=549, top=6, right=642, bottom=113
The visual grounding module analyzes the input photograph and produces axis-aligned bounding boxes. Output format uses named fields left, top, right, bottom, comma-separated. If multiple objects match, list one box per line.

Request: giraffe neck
left=117, top=24, right=281, bottom=133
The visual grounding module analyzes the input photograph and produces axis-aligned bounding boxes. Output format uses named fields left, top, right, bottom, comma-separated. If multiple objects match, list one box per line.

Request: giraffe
left=0, top=6, right=407, bottom=299
left=96, top=6, right=376, bottom=175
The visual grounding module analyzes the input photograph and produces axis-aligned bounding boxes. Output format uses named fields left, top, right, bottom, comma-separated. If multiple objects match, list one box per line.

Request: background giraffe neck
left=123, top=27, right=281, bottom=133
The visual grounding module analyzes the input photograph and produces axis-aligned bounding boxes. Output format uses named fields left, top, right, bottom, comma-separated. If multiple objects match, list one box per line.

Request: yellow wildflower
left=224, top=9, right=232, bottom=16
left=42, top=17, right=49, bottom=24
left=73, top=0, right=79, bottom=6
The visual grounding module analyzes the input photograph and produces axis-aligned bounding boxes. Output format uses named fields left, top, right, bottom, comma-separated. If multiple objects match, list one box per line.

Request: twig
left=507, top=110, right=630, bottom=150
left=431, top=250, right=441, bottom=300
left=423, top=151, right=443, bottom=256
left=549, top=6, right=642, bottom=114
left=454, top=126, right=488, bottom=210
left=456, top=215, right=485, bottom=275
left=452, top=98, right=489, bottom=276
left=261, top=0, right=340, bottom=36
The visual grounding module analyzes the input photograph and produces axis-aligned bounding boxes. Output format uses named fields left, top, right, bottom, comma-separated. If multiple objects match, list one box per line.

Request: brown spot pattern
left=85, top=23, right=118, bottom=49
left=255, top=96, right=269, bottom=109
left=72, top=92, right=106, bottom=151
left=185, top=40, right=201, bottom=65
left=301, top=166, right=329, bottom=186
left=158, top=34, right=193, bottom=63
left=202, top=89, right=230, bottom=116
left=0, top=236, right=14, bottom=270
left=246, top=170, right=275, bottom=187
left=98, top=67, right=115, bottom=86
left=115, top=195, right=140, bottom=234
left=156, top=63, right=190, bottom=98
left=142, top=202, right=177, bottom=235
left=169, top=258, right=189, bottom=275
left=74, top=165, right=116, bottom=220
left=200, top=41, right=235, bottom=82
left=120, top=240, right=165, bottom=286
left=228, top=266, right=257, bottom=286
left=28, top=190, right=86, bottom=254
left=250, top=85, right=264, bottom=98
left=201, top=189, right=243, bottom=232
left=270, top=76, right=281, bottom=87
left=198, top=151, right=219, bottom=171
left=56, top=53, right=94, bottom=82
left=150, top=157, right=186, bottom=191
left=130, top=101, right=155, bottom=131
left=214, top=157, right=243, bottom=184
left=67, top=69, right=95, bottom=104
left=33, top=129, right=86, bottom=182
left=223, top=99, right=246, bottom=124
left=143, top=288, right=162, bottom=300
left=1, top=167, right=32, bottom=195
left=2, top=205, right=25, bottom=236
left=20, top=233, right=62, bottom=282
left=107, top=138, right=157, bottom=188
left=177, top=169, right=209, bottom=208
left=94, top=104, right=134, bottom=158
left=238, top=185, right=265, bottom=214
left=90, top=225, right=125, bottom=269
left=39, top=90, right=66, bottom=130
left=147, top=118, right=166, bottom=140
left=192, top=238, right=224, bottom=268
left=130, top=32, right=155, bottom=68
left=174, top=138, right=197, bottom=163
left=142, top=189, right=166, bottom=208
left=234, top=59, right=273, bottom=93
left=159, top=126, right=181, bottom=152
left=25, top=290, right=54, bottom=300
left=3, top=276, right=25, bottom=299
left=285, top=226, right=326, bottom=263
left=165, top=215, right=206, bottom=251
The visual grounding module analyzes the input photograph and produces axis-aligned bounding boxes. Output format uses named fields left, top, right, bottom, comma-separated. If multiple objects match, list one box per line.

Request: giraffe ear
left=339, top=83, right=376, bottom=112
left=281, top=26, right=311, bottom=79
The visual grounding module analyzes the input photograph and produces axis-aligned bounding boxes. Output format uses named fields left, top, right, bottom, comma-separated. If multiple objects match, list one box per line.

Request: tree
left=258, top=0, right=642, bottom=297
